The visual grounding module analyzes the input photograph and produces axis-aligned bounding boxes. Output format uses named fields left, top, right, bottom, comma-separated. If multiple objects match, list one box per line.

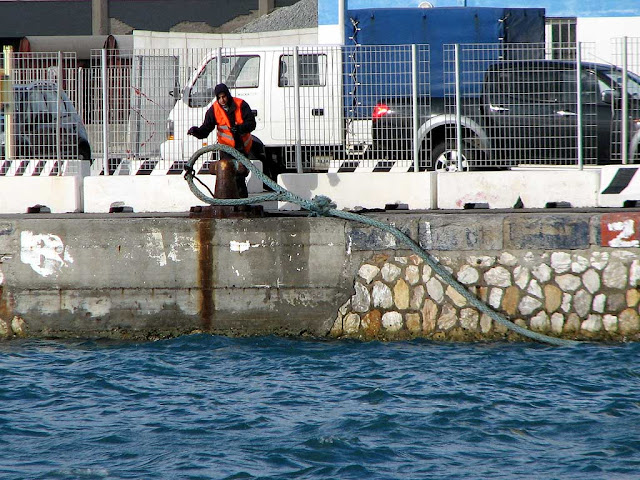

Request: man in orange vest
left=187, top=83, right=256, bottom=198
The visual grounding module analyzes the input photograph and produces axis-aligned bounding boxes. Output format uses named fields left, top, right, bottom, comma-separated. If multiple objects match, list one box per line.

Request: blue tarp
left=342, top=7, right=545, bottom=116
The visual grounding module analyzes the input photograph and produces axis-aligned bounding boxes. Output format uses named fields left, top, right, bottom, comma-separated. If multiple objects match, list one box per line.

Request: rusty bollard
left=189, top=156, right=264, bottom=219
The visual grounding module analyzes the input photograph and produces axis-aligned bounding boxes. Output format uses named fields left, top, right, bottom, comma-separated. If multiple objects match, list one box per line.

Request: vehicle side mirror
left=170, top=86, right=182, bottom=100
left=602, top=89, right=620, bottom=104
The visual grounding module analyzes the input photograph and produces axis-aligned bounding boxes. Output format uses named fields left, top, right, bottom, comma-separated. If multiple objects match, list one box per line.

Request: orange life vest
left=213, top=98, right=252, bottom=153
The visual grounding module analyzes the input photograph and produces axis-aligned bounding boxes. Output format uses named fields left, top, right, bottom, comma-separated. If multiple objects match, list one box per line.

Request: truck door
left=578, top=69, right=612, bottom=163
left=484, top=65, right=581, bottom=164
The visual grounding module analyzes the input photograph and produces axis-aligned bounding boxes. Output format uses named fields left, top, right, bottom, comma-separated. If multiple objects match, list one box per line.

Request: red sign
left=601, top=213, right=640, bottom=247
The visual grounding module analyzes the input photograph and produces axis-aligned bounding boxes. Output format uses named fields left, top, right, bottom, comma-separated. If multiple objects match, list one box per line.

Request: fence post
left=576, top=42, right=583, bottom=170
left=412, top=44, right=419, bottom=172
left=2, top=46, right=14, bottom=162
left=338, top=0, right=345, bottom=46
left=216, top=46, right=222, bottom=84
left=56, top=51, right=63, bottom=165
left=622, top=36, right=629, bottom=165
left=77, top=67, right=84, bottom=123
left=454, top=44, right=463, bottom=171
left=293, top=46, right=303, bottom=174
left=101, top=48, right=109, bottom=175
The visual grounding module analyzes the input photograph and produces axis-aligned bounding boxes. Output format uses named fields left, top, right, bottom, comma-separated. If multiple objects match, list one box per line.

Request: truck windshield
left=189, top=55, right=260, bottom=108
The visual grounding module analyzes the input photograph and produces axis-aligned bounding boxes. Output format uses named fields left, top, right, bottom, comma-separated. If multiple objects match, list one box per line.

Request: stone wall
left=1, top=210, right=639, bottom=342
left=330, top=249, right=640, bottom=341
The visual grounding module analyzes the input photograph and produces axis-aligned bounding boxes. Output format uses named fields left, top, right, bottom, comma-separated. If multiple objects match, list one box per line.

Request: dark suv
left=1, top=81, right=91, bottom=171
left=372, top=60, right=640, bottom=170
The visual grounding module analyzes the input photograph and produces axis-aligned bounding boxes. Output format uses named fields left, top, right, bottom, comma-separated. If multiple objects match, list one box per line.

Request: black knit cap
left=214, top=83, right=232, bottom=100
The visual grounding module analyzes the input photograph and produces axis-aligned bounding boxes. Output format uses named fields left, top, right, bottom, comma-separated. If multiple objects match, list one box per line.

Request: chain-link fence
left=1, top=40, right=639, bottom=177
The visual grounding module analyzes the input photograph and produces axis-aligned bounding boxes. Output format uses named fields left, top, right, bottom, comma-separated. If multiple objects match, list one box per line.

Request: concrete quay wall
left=0, top=210, right=639, bottom=342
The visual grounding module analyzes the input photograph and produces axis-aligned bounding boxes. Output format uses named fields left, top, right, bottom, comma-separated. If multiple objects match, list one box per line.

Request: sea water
left=0, top=336, right=638, bottom=479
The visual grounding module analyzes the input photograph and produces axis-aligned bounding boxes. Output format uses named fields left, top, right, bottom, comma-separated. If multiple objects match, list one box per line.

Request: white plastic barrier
left=277, top=172, right=437, bottom=211
left=0, top=176, right=84, bottom=213
left=437, top=169, right=601, bottom=209
left=598, top=165, right=640, bottom=207
left=84, top=161, right=265, bottom=213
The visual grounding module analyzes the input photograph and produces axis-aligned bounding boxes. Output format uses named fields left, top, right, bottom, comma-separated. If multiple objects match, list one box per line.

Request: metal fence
left=442, top=42, right=600, bottom=169
left=0, top=50, right=85, bottom=175
left=1, top=39, right=639, bottom=177
left=612, top=37, right=640, bottom=163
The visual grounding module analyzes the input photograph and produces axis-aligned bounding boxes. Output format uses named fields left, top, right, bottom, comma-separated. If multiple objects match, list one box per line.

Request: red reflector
left=372, top=103, right=390, bottom=119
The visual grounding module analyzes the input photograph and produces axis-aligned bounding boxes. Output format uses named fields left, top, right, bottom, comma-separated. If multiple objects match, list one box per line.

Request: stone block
left=346, top=220, right=415, bottom=252
left=362, top=310, right=382, bottom=337
left=505, top=215, right=590, bottom=250
left=418, top=216, right=503, bottom=251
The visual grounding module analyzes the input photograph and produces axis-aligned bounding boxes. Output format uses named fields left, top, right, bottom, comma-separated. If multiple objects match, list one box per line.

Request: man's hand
left=187, top=126, right=197, bottom=136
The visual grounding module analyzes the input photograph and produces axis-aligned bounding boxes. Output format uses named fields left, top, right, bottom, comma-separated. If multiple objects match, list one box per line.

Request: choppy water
left=0, top=336, right=639, bottom=480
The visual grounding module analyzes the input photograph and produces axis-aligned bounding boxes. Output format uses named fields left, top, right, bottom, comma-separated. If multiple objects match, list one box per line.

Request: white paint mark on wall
left=20, top=231, right=73, bottom=277
left=168, top=233, right=196, bottom=262
left=145, top=230, right=167, bottom=266
left=230, top=240, right=251, bottom=253
left=229, top=240, right=268, bottom=253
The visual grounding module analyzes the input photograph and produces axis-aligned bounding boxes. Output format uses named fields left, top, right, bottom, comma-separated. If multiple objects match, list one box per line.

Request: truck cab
left=160, top=46, right=343, bottom=175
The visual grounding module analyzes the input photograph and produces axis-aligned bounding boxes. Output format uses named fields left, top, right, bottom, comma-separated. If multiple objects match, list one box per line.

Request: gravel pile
left=235, top=0, right=318, bottom=33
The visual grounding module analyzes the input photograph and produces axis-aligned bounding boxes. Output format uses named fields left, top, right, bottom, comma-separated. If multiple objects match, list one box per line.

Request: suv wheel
left=431, top=142, right=470, bottom=172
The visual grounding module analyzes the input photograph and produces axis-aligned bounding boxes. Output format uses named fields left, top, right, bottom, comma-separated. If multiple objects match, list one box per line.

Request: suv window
left=487, top=69, right=561, bottom=105
left=486, top=66, right=606, bottom=106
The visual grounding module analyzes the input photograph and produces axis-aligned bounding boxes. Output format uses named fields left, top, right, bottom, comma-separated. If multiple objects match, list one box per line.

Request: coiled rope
left=184, top=144, right=579, bottom=346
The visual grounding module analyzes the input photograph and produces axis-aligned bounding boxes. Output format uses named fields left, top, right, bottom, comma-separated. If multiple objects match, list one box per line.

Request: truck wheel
left=431, top=142, right=469, bottom=172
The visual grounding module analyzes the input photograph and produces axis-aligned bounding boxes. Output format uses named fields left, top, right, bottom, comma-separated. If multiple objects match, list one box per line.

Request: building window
left=546, top=17, right=577, bottom=60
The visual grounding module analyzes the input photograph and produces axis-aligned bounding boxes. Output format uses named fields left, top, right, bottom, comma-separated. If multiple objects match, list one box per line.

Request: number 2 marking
left=607, top=220, right=640, bottom=248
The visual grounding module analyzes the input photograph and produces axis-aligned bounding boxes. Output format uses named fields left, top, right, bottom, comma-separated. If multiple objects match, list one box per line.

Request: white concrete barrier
left=84, top=161, right=265, bottom=213
left=0, top=176, right=84, bottom=213
left=598, top=165, right=640, bottom=207
left=437, top=169, right=601, bottom=209
left=84, top=175, right=207, bottom=213
left=277, top=172, right=437, bottom=211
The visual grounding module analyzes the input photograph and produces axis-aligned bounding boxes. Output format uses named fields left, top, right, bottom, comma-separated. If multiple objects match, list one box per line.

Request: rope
left=184, top=144, right=579, bottom=346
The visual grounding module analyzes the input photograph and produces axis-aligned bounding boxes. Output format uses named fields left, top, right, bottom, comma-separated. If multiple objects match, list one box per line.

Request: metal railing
left=1, top=39, right=639, bottom=177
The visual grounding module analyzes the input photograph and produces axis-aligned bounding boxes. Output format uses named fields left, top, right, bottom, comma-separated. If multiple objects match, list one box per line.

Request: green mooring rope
left=184, top=144, right=579, bottom=346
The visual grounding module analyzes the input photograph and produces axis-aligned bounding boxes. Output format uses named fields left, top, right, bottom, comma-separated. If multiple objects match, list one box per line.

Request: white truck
left=159, top=45, right=358, bottom=176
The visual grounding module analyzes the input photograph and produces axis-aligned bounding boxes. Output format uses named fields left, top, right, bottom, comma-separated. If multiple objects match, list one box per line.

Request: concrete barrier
left=598, top=165, right=640, bottom=207
left=0, top=176, right=84, bottom=213
left=84, top=175, right=211, bottom=213
left=277, top=172, right=437, bottom=211
left=437, top=169, right=601, bottom=209
left=84, top=161, right=265, bottom=213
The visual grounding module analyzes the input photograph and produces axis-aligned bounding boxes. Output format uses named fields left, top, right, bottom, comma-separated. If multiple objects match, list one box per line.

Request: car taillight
left=372, top=103, right=390, bottom=119
left=166, top=119, right=174, bottom=140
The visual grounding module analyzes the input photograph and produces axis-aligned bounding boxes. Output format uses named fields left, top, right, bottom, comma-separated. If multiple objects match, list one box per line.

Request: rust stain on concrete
left=196, top=219, right=215, bottom=330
